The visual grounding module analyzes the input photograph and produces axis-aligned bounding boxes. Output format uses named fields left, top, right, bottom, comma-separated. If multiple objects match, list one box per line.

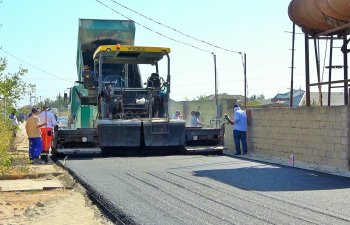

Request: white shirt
left=191, top=116, right=200, bottom=127
left=39, top=110, right=58, bottom=129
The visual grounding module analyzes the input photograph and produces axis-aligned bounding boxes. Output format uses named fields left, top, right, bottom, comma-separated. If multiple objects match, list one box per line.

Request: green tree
left=249, top=94, right=257, bottom=101
left=0, top=58, right=33, bottom=110
left=0, top=58, right=32, bottom=172
left=249, top=94, right=265, bottom=101
left=194, top=94, right=211, bottom=101
left=257, top=94, right=265, bottom=100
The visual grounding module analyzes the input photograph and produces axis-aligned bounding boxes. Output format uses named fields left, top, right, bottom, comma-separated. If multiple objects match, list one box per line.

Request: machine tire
left=51, top=145, right=65, bottom=158
left=100, top=147, right=110, bottom=157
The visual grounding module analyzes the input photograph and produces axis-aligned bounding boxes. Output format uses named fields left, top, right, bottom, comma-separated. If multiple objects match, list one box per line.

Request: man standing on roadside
left=39, top=106, right=58, bottom=154
left=25, top=108, right=46, bottom=163
left=226, top=104, right=247, bottom=155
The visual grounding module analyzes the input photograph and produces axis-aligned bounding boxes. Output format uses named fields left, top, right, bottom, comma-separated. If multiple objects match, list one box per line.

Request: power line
left=0, top=47, right=74, bottom=83
left=96, top=0, right=213, bottom=54
left=106, top=0, right=242, bottom=54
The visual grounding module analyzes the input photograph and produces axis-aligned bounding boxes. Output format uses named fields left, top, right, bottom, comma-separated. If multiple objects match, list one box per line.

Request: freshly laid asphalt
left=60, top=154, right=350, bottom=225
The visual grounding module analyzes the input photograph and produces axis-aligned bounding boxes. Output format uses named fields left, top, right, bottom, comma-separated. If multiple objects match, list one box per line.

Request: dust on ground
left=0, top=187, right=113, bottom=225
left=0, top=123, right=113, bottom=225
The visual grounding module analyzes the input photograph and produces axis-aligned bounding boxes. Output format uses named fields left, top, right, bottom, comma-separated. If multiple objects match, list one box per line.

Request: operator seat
left=147, top=73, right=161, bottom=89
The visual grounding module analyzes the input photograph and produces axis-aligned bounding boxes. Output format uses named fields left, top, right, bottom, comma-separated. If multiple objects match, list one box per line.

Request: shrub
left=0, top=117, right=14, bottom=173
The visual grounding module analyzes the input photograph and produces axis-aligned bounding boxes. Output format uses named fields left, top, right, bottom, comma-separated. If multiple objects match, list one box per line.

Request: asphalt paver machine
left=52, top=19, right=221, bottom=156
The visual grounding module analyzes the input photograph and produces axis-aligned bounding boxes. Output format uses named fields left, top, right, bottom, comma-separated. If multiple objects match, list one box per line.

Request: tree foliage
left=35, top=94, right=69, bottom=115
left=0, top=58, right=33, bottom=108
left=194, top=94, right=211, bottom=101
left=249, top=94, right=265, bottom=101
left=0, top=117, right=13, bottom=173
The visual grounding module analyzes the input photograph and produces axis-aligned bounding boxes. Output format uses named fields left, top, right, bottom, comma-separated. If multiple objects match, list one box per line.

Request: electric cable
left=96, top=0, right=213, bottom=53
left=0, top=47, right=74, bottom=83
left=106, top=0, right=242, bottom=54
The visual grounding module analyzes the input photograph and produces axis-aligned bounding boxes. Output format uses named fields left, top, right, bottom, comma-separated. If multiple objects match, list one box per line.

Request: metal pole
left=290, top=23, right=296, bottom=107
left=328, top=36, right=333, bottom=106
left=212, top=53, right=218, bottom=118
left=343, top=34, right=349, bottom=105
left=313, top=38, right=322, bottom=106
left=58, top=93, right=61, bottom=116
left=305, top=34, right=311, bottom=106
left=244, top=53, right=247, bottom=109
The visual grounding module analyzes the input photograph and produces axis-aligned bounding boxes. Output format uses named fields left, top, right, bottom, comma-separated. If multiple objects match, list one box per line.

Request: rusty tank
left=288, top=0, right=350, bottom=35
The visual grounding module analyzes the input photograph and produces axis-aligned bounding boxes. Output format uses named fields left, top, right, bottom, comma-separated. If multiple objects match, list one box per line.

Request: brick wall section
left=247, top=106, right=350, bottom=171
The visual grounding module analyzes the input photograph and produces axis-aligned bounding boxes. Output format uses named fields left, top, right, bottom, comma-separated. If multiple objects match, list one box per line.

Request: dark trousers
left=233, top=130, right=247, bottom=154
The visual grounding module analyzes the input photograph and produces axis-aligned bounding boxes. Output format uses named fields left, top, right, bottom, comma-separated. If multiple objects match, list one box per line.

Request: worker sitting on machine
left=99, top=84, right=113, bottom=119
left=147, top=73, right=161, bottom=89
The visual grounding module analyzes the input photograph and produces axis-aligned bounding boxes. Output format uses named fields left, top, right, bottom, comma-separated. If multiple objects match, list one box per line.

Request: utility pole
left=58, top=93, right=61, bottom=116
left=212, top=52, right=218, bottom=118
left=290, top=23, right=296, bottom=107
left=29, top=85, right=36, bottom=106
left=243, top=53, right=247, bottom=109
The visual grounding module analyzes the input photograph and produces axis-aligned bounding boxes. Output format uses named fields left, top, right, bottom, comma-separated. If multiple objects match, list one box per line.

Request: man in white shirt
left=39, top=106, right=58, bottom=154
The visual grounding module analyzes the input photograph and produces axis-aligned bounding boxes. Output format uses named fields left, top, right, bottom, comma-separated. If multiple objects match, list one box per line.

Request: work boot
left=32, top=158, right=44, bottom=165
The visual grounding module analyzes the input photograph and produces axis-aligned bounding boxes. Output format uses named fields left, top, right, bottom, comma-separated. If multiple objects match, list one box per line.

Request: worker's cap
left=176, top=110, right=181, bottom=113
left=233, top=104, right=241, bottom=110
left=31, top=108, right=38, bottom=113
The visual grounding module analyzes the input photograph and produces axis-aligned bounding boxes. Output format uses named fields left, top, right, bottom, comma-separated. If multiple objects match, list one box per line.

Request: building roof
left=272, top=89, right=305, bottom=100
left=272, top=89, right=305, bottom=106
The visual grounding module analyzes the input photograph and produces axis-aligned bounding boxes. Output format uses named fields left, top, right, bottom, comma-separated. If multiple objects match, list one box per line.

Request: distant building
left=271, top=89, right=345, bottom=106
left=301, top=92, right=344, bottom=106
left=272, top=89, right=305, bottom=106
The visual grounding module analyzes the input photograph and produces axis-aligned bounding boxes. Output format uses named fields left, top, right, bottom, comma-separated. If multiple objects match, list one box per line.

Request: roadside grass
left=0, top=118, right=29, bottom=178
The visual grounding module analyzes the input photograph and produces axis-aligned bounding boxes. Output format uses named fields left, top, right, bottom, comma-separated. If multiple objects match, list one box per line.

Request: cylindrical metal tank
left=318, top=0, right=350, bottom=21
left=288, top=0, right=350, bottom=35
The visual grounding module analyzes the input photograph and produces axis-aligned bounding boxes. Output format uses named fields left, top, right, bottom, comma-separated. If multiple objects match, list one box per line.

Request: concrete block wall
left=247, top=106, right=350, bottom=171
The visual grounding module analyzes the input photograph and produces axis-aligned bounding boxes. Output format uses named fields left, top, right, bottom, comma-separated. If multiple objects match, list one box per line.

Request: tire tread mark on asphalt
left=168, top=160, right=251, bottom=170
left=167, top=171, right=350, bottom=225
left=108, top=173, right=193, bottom=225
left=146, top=172, right=290, bottom=225
left=124, top=172, right=236, bottom=225
left=56, top=160, right=137, bottom=225
left=167, top=171, right=321, bottom=224
left=105, top=168, right=214, bottom=225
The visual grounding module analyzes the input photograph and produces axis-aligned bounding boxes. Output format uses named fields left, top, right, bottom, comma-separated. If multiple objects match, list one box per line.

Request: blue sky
left=0, top=0, right=340, bottom=106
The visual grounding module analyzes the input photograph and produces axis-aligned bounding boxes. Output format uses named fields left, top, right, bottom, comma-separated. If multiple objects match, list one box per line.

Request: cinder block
left=340, top=137, right=348, bottom=145
left=325, top=151, right=334, bottom=158
left=333, top=137, right=341, bottom=144
left=318, top=150, right=326, bottom=157
left=333, top=159, right=349, bottom=170
left=334, top=144, right=344, bottom=152
left=333, top=151, right=349, bottom=160
left=314, top=156, right=322, bottom=164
